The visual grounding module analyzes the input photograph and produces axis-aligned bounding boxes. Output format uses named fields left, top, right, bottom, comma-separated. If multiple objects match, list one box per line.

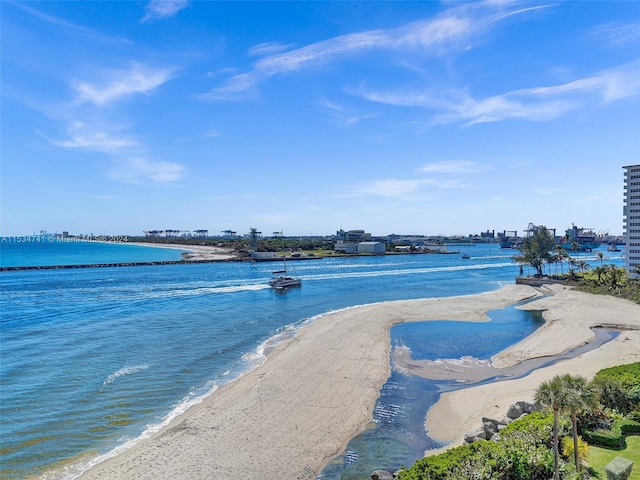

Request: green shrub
left=396, top=442, right=485, bottom=480
left=583, top=419, right=640, bottom=448
left=592, top=363, right=640, bottom=415
left=594, top=363, right=640, bottom=391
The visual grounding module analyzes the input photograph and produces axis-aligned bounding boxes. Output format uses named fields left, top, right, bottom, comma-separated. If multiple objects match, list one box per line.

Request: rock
left=482, top=417, right=501, bottom=439
left=371, top=470, right=394, bottom=480
left=517, top=401, right=538, bottom=414
left=506, top=403, right=524, bottom=419
left=500, top=416, right=513, bottom=425
left=491, top=433, right=502, bottom=442
left=464, top=427, right=487, bottom=443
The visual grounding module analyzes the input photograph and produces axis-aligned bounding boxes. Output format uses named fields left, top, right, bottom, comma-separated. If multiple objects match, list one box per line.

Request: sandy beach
left=131, top=242, right=238, bottom=261
left=78, top=284, right=640, bottom=480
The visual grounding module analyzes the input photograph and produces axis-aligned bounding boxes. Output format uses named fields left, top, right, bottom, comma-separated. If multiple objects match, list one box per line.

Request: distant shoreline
left=0, top=258, right=244, bottom=272
left=0, top=241, right=244, bottom=271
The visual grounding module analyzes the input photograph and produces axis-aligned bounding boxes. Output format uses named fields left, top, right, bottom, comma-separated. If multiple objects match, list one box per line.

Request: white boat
left=269, top=269, right=302, bottom=289
left=268, top=232, right=301, bottom=290
left=461, top=253, right=471, bottom=259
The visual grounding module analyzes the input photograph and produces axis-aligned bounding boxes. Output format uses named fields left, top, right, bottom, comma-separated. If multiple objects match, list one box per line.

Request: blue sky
left=2, top=1, right=639, bottom=237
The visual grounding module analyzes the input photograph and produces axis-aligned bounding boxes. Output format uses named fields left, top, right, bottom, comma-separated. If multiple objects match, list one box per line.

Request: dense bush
left=397, top=413, right=562, bottom=480
left=592, top=363, right=640, bottom=415
left=594, top=363, right=640, bottom=391
left=582, top=419, right=640, bottom=448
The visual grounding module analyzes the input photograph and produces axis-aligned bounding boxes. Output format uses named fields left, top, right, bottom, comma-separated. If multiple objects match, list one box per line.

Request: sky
left=1, top=1, right=639, bottom=238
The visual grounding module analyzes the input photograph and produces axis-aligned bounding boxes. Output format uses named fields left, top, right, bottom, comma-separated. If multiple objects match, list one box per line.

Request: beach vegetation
left=397, top=413, right=562, bottom=480
left=512, top=226, right=556, bottom=277
left=397, top=364, right=639, bottom=480
left=536, top=375, right=574, bottom=479
left=592, top=363, right=640, bottom=416
left=569, top=266, right=640, bottom=304
left=561, top=435, right=590, bottom=466
left=561, top=374, right=597, bottom=471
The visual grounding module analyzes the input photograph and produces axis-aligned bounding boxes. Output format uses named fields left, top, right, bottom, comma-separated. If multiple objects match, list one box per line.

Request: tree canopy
left=512, top=226, right=556, bottom=277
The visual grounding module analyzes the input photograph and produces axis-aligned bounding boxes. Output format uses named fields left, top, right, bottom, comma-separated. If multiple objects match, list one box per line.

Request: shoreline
left=76, top=284, right=640, bottom=479
left=0, top=242, right=242, bottom=271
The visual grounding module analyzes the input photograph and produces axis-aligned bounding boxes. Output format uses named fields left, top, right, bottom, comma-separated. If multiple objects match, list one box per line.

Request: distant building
left=334, top=240, right=357, bottom=254
left=357, top=242, right=386, bottom=255
left=336, top=229, right=372, bottom=242
left=334, top=229, right=373, bottom=254
left=623, top=164, right=640, bottom=275
left=480, top=230, right=495, bottom=239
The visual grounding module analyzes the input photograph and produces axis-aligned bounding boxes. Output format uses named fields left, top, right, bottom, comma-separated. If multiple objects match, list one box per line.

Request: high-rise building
left=623, top=164, right=640, bottom=276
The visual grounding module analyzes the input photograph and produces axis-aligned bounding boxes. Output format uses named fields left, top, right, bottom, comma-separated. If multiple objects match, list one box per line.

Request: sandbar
left=78, top=284, right=640, bottom=479
left=131, top=242, right=238, bottom=261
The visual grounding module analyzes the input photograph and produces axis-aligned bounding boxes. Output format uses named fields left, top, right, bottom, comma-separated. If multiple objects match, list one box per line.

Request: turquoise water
left=0, top=243, right=625, bottom=479
left=0, top=240, right=183, bottom=267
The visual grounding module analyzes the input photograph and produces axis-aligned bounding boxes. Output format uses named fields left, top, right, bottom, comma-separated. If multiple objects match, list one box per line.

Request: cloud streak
left=357, top=59, right=640, bottom=125
left=142, top=0, right=189, bottom=23
left=589, top=21, right=640, bottom=47
left=201, top=1, right=550, bottom=101
left=109, top=157, right=185, bottom=184
left=72, top=62, right=174, bottom=105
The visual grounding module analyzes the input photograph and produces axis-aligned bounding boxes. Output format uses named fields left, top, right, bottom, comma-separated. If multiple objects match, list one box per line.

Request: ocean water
left=0, top=239, right=183, bottom=268
left=0, top=242, right=625, bottom=479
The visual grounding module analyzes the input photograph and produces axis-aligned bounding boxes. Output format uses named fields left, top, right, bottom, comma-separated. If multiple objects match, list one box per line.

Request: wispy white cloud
left=352, top=178, right=437, bottom=197
left=199, top=73, right=258, bottom=101
left=418, top=160, right=488, bottom=174
left=72, top=62, right=174, bottom=105
left=345, top=175, right=474, bottom=199
left=48, top=121, right=136, bottom=154
left=202, top=1, right=551, bottom=101
left=141, top=0, right=189, bottom=23
left=319, top=99, right=377, bottom=127
left=205, top=129, right=223, bottom=138
left=358, top=59, right=640, bottom=125
left=589, top=22, right=640, bottom=47
left=248, top=42, right=294, bottom=57
left=109, top=157, right=185, bottom=184
left=12, top=2, right=93, bottom=35
left=345, top=113, right=378, bottom=126
left=48, top=121, right=186, bottom=184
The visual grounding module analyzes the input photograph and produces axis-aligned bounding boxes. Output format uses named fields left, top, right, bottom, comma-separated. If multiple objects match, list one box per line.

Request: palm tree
left=560, top=374, right=595, bottom=472
left=571, top=241, right=581, bottom=253
left=554, top=246, right=568, bottom=275
left=577, top=259, right=590, bottom=275
left=568, top=257, right=578, bottom=278
left=593, top=265, right=608, bottom=285
left=536, top=375, right=571, bottom=480
left=512, top=226, right=556, bottom=277
left=607, top=265, right=627, bottom=288
left=597, top=251, right=605, bottom=265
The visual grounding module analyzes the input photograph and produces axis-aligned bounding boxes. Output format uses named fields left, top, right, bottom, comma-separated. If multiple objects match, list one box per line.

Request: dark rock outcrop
left=371, top=470, right=395, bottom=480
left=464, top=401, right=540, bottom=443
